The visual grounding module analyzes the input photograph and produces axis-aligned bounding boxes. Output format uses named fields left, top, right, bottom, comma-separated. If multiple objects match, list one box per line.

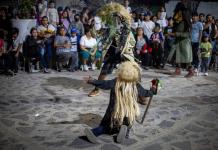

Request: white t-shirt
left=37, top=24, right=56, bottom=33
left=142, top=20, right=155, bottom=39
left=70, top=36, right=78, bottom=52
left=80, top=35, right=97, bottom=49
left=46, top=8, right=59, bottom=25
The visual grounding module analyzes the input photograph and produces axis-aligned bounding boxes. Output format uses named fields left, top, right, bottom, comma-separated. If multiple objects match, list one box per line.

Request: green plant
left=18, top=0, right=36, bottom=19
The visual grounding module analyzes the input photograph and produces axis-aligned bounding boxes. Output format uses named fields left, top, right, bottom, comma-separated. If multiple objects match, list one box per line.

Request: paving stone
left=99, top=135, right=114, bottom=143
left=53, top=112, right=68, bottom=118
left=43, top=140, right=67, bottom=147
left=195, top=139, right=210, bottom=145
left=35, top=115, right=46, bottom=120
left=11, top=114, right=29, bottom=121
left=62, top=99, right=72, bottom=104
left=139, top=143, right=162, bottom=150
left=16, top=127, right=35, bottom=134
left=185, top=124, right=205, bottom=132
left=1, top=119, right=15, bottom=127
left=32, top=136, right=46, bottom=141
left=158, top=120, right=175, bottom=129
left=68, top=137, right=99, bottom=149
left=196, top=121, right=216, bottom=128
left=171, top=110, right=180, bottom=115
left=179, top=104, right=199, bottom=111
left=161, top=135, right=177, bottom=142
left=157, top=111, right=169, bottom=115
left=172, top=141, right=191, bottom=150
left=101, top=144, right=121, bottom=150
left=14, top=144, right=26, bottom=150
left=0, top=101, right=10, bottom=106
left=20, top=100, right=29, bottom=104
left=121, top=138, right=137, bottom=146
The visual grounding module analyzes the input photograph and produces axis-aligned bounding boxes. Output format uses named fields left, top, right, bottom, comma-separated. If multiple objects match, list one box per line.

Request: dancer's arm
left=84, top=76, right=115, bottom=90
left=137, top=83, right=154, bottom=98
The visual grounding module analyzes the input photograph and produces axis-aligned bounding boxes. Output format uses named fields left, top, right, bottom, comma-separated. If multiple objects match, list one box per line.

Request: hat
left=144, top=11, right=151, bottom=16
left=203, top=32, right=209, bottom=38
left=117, top=61, right=141, bottom=82
left=71, top=28, right=77, bottom=33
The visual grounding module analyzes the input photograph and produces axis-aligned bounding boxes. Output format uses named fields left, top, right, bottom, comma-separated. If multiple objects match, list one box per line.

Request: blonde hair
left=113, top=61, right=141, bottom=126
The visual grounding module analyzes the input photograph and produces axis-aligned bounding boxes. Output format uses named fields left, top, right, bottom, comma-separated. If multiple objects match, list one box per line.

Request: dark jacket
left=88, top=78, right=154, bottom=131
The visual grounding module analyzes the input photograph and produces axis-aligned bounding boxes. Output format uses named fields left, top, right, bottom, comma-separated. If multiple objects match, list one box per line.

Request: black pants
left=192, top=42, right=200, bottom=69
left=141, top=52, right=151, bottom=67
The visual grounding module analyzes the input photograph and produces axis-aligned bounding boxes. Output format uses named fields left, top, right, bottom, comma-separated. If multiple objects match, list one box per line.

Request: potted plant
left=11, top=0, right=37, bottom=42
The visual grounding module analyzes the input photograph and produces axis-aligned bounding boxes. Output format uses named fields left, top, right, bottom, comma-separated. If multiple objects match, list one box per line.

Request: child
left=150, top=23, right=164, bottom=68
left=200, top=33, right=212, bottom=76
left=84, top=61, right=157, bottom=144
left=46, top=1, right=59, bottom=27
left=163, top=17, right=175, bottom=66
left=69, top=28, right=79, bottom=72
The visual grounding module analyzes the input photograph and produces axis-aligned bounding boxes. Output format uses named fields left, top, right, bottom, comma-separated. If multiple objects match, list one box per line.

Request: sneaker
left=84, top=128, right=99, bottom=144
left=83, top=65, right=89, bottom=71
left=204, top=72, right=208, bottom=76
left=88, top=89, right=100, bottom=97
left=91, top=64, right=97, bottom=70
left=116, top=125, right=127, bottom=143
left=44, top=68, right=50, bottom=73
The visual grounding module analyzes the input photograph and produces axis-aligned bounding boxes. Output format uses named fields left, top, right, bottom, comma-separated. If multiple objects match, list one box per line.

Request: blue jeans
left=40, top=47, right=47, bottom=68
left=201, top=57, right=209, bottom=73
left=91, top=126, right=107, bottom=136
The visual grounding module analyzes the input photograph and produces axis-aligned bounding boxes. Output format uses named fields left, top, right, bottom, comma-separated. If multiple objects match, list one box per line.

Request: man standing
left=191, top=12, right=203, bottom=73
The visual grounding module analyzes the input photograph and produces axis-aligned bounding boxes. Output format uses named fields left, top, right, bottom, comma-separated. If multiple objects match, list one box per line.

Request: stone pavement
left=0, top=67, right=218, bottom=150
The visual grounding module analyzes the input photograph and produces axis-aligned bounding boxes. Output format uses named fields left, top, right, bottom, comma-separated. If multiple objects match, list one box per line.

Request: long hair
left=112, top=61, right=141, bottom=126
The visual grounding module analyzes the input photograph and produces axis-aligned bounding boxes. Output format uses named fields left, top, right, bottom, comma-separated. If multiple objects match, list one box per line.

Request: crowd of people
left=0, top=0, right=218, bottom=76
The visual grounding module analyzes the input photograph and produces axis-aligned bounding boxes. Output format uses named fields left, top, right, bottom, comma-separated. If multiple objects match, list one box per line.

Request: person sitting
left=23, top=27, right=45, bottom=73
left=6, top=27, right=23, bottom=74
left=79, top=27, right=98, bottom=71
left=54, top=26, right=71, bottom=72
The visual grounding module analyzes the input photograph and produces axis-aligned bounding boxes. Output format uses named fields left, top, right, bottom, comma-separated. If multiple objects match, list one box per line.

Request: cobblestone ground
left=0, top=67, right=218, bottom=150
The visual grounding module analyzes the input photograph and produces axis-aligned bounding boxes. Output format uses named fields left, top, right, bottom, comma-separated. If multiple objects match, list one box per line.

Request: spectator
left=68, top=14, right=84, bottom=36
left=0, top=31, right=5, bottom=72
left=80, top=28, right=98, bottom=71
left=6, top=28, right=23, bottom=74
left=0, top=7, right=12, bottom=40
left=37, top=16, right=56, bottom=71
left=81, top=7, right=89, bottom=27
left=214, top=37, right=218, bottom=71
left=24, top=28, right=46, bottom=73
left=156, top=9, right=167, bottom=30
left=123, top=0, right=132, bottom=13
left=60, top=9, right=71, bottom=33
left=199, top=13, right=205, bottom=25
left=200, top=33, right=212, bottom=76
left=37, top=0, right=47, bottom=19
left=204, top=14, right=217, bottom=69
left=54, top=27, right=71, bottom=72
left=46, top=1, right=59, bottom=27
left=204, top=14, right=217, bottom=44
left=163, top=17, right=175, bottom=66
left=142, top=12, right=155, bottom=39
left=191, top=12, right=203, bottom=73
left=135, top=27, right=151, bottom=69
left=150, top=23, right=164, bottom=68
left=69, top=28, right=79, bottom=72
left=151, top=15, right=158, bottom=23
